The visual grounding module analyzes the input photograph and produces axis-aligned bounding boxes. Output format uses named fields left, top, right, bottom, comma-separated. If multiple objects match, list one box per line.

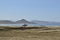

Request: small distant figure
left=22, top=24, right=28, bottom=27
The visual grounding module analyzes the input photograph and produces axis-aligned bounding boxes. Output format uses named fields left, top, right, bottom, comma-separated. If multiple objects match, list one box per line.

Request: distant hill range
left=0, top=20, right=15, bottom=24
left=16, top=19, right=36, bottom=24
left=31, top=20, right=60, bottom=24
left=0, top=19, right=36, bottom=24
left=0, top=19, right=60, bottom=24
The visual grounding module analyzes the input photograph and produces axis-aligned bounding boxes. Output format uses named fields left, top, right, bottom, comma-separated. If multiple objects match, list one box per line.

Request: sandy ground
left=0, top=26, right=60, bottom=40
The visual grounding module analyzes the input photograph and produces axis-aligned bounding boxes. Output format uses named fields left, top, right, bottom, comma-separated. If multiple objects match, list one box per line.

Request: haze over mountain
left=0, top=19, right=60, bottom=25
left=0, top=20, right=15, bottom=24
left=31, top=20, right=49, bottom=24
left=31, top=20, right=60, bottom=25
left=16, top=19, right=36, bottom=24
left=0, top=19, right=36, bottom=24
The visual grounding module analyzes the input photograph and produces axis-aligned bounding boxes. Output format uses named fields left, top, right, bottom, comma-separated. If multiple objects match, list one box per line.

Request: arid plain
left=0, top=26, right=60, bottom=40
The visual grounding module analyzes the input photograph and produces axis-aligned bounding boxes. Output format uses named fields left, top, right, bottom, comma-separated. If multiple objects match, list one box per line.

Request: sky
left=0, top=0, right=60, bottom=22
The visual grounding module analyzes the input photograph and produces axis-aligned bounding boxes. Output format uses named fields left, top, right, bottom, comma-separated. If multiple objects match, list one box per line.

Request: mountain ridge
left=0, top=19, right=36, bottom=24
left=0, top=19, right=60, bottom=24
left=31, top=20, right=60, bottom=24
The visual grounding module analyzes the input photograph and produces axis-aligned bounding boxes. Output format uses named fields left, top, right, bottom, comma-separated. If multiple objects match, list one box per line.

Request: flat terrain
left=0, top=26, right=60, bottom=40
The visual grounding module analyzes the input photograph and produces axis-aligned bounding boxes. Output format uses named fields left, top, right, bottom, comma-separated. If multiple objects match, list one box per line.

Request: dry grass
left=0, top=26, right=60, bottom=40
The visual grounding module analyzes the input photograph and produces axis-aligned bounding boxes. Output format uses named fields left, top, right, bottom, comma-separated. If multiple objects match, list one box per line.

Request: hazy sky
left=0, top=0, right=60, bottom=22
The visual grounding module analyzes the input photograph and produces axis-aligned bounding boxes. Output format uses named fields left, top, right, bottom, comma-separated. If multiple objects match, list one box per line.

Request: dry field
left=0, top=26, right=60, bottom=40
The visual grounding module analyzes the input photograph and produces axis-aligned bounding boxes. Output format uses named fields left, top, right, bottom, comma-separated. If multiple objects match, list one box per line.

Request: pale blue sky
left=0, top=0, right=60, bottom=22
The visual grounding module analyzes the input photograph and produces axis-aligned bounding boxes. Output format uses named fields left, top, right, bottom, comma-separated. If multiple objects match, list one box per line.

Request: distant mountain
left=31, top=20, right=60, bottom=24
left=16, top=19, right=36, bottom=24
left=0, top=20, right=15, bottom=24
left=0, top=19, right=36, bottom=24
left=31, top=20, right=49, bottom=24
left=0, top=19, right=60, bottom=25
